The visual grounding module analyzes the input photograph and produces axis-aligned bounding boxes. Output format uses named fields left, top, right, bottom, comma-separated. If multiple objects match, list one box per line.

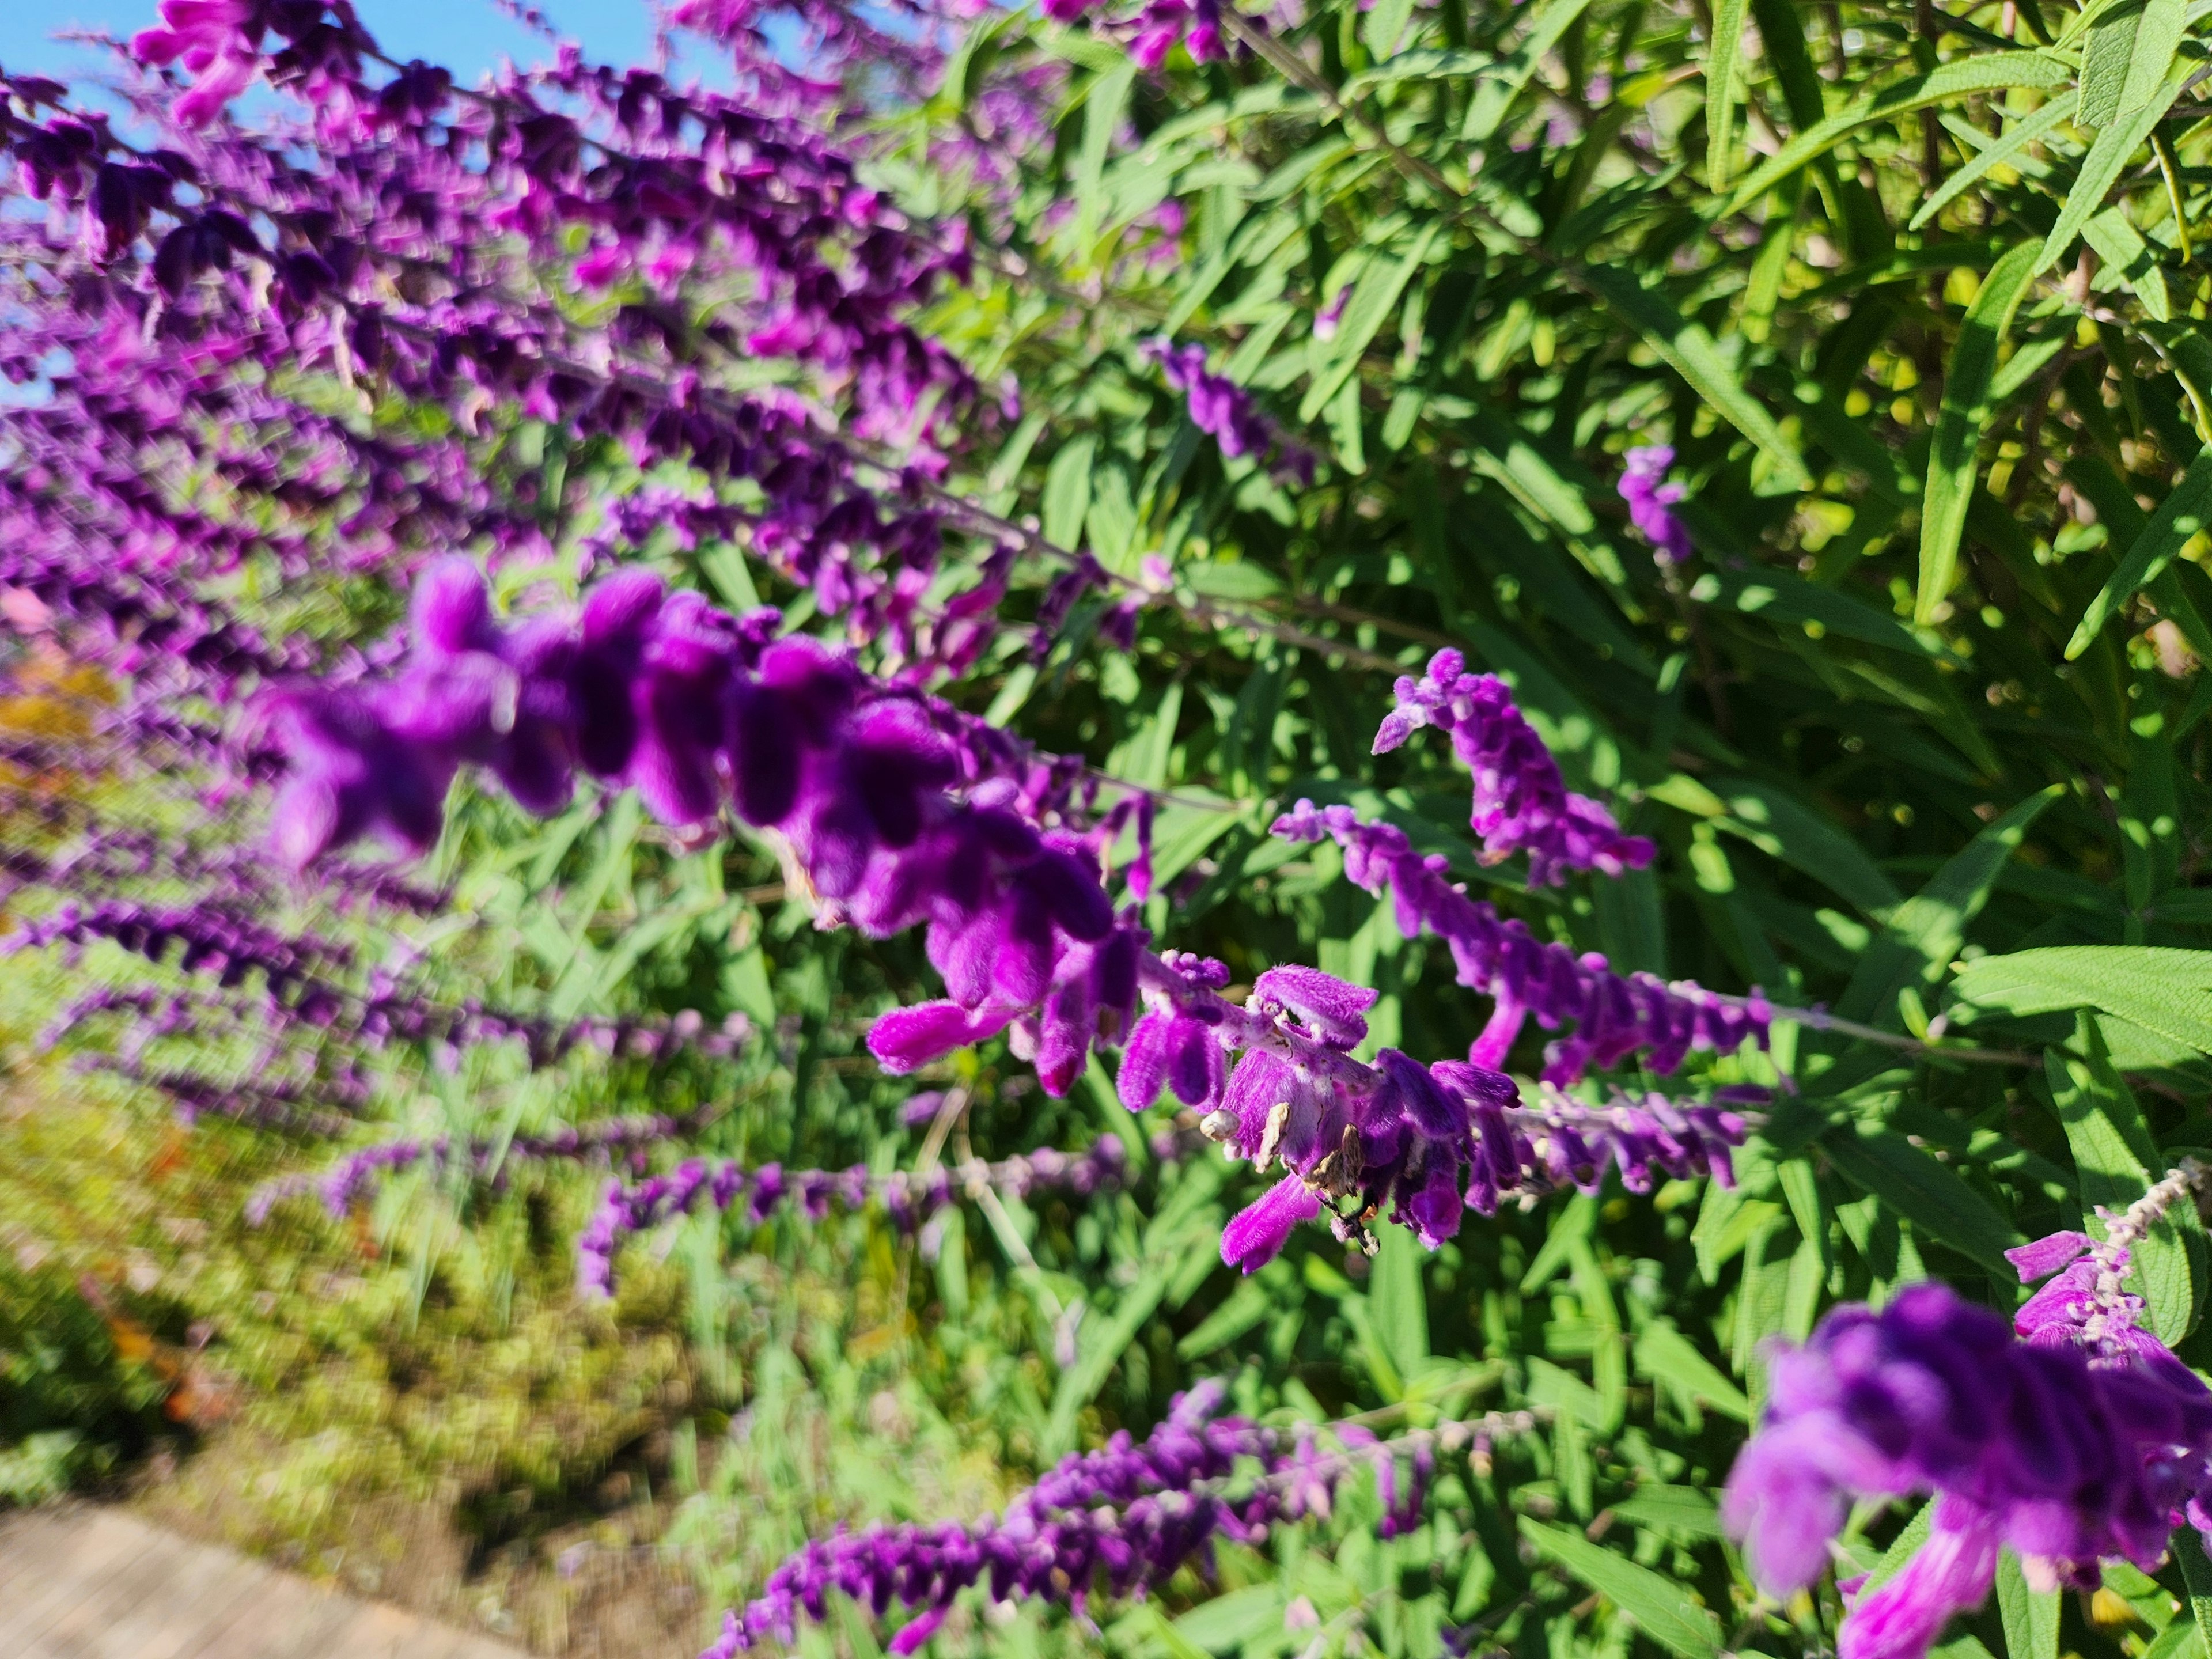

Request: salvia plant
left=19, top=0, right=2212, bottom=1656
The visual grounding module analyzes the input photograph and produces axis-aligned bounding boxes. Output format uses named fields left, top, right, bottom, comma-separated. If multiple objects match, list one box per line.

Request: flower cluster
left=1373, top=650, right=1655, bottom=885
left=1141, top=338, right=1310, bottom=480
left=6, top=0, right=983, bottom=676
left=704, top=1380, right=1533, bottom=1654
left=267, top=560, right=1141, bottom=1097
left=81, top=1052, right=365, bottom=1137
left=2006, top=1162, right=2209, bottom=1365
left=130, top=0, right=297, bottom=129
left=1273, top=801, right=1767, bottom=1080
left=0, top=804, right=447, bottom=922
left=577, top=1135, right=1146, bottom=1296
left=1619, top=446, right=1694, bottom=563
left=44, top=973, right=752, bottom=1074
left=1121, top=959, right=1751, bottom=1270
left=245, top=1110, right=710, bottom=1224
left=1723, top=1266, right=2212, bottom=1659
left=6, top=898, right=350, bottom=996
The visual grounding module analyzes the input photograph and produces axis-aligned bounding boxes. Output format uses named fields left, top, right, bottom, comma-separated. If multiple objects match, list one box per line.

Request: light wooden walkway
left=0, top=1505, right=530, bottom=1659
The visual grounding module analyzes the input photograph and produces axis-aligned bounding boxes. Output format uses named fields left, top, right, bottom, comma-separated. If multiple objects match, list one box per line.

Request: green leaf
left=1463, top=0, right=1596, bottom=141
left=2066, top=447, right=2212, bottom=657
left=1368, top=1224, right=1430, bottom=1384
left=1521, top=1194, right=1597, bottom=1290
left=2038, top=64, right=2191, bottom=274
left=1716, top=779, right=1903, bottom=916
left=2179, top=1532, right=2212, bottom=1658
left=1575, top=265, right=1810, bottom=488
left=1721, top=54, right=2073, bottom=215
left=1951, top=946, right=2212, bottom=1055
left=1170, top=1586, right=1287, bottom=1653
left=1518, top=1518, right=1722, bottom=1659
left=1916, top=241, right=2043, bottom=626
left=1044, top=1274, right=1168, bottom=1458
left=2082, top=3, right=2146, bottom=127
left=1138, top=1601, right=1213, bottom=1659
left=1362, top=0, right=1418, bottom=60
left=1689, top=565, right=1939, bottom=656
left=2083, top=204, right=2172, bottom=321
left=1527, top=1354, right=1611, bottom=1429
left=1176, top=1277, right=1273, bottom=1358
left=2140, top=1614, right=2203, bottom=1659
left=1866, top=1499, right=1935, bottom=1589
left=1909, top=101, right=2071, bottom=231
left=1821, top=1124, right=2027, bottom=1275
left=1043, top=435, right=1096, bottom=552
left=1076, top=63, right=1137, bottom=254
left=1838, top=786, right=2062, bottom=1023
left=2078, top=0, right=2185, bottom=127
left=1611, top=1484, right=1726, bottom=1540
left=1705, top=0, right=1750, bottom=190
left=1997, top=1550, right=2061, bottom=1659
left=1145, top=802, right=1239, bottom=891
left=1301, top=224, right=1442, bottom=421
left=1633, top=1320, right=1752, bottom=1422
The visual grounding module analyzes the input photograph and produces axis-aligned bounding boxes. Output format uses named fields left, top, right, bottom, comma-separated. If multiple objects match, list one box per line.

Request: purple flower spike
left=578, top=1134, right=1180, bottom=1296
left=1141, top=338, right=1306, bottom=480
left=1723, top=1265, right=2212, bottom=1659
left=1274, top=802, right=1760, bottom=1084
left=1370, top=653, right=1654, bottom=886
left=700, top=1384, right=1536, bottom=1655
left=130, top=0, right=265, bottom=128
left=2007, top=1164, right=2207, bottom=1365
left=1619, top=445, right=1695, bottom=563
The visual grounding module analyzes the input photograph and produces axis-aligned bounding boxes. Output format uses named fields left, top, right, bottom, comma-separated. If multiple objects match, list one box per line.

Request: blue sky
left=0, top=1, right=681, bottom=88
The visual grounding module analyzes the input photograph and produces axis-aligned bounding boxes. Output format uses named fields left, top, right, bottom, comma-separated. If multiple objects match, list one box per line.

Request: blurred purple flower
left=1619, top=445, right=1694, bottom=563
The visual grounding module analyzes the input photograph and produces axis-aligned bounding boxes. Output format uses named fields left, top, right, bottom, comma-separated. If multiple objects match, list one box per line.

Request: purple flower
left=1619, top=445, right=1694, bottom=563
left=1146, top=944, right=1748, bottom=1268
left=577, top=1135, right=1161, bottom=1295
left=1272, top=801, right=1760, bottom=1083
left=1252, top=964, right=1376, bottom=1052
left=1221, top=1174, right=1323, bottom=1273
left=1140, top=338, right=1302, bottom=475
left=131, top=0, right=262, bottom=128
left=1722, top=1280, right=2212, bottom=1659
left=1372, top=649, right=1654, bottom=886
left=702, top=1389, right=1536, bottom=1653
left=1313, top=285, right=1351, bottom=342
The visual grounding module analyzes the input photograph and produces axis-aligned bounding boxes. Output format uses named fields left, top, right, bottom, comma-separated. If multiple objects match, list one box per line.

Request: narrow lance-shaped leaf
left=1917, top=241, right=2043, bottom=625
left=1721, top=54, right=2073, bottom=215
left=1908, top=100, right=2070, bottom=232
left=1821, top=1124, right=2027, bottom=1276
left=1997, top=1550, right=2062, bottom=1659
left=2038, top=63, right=2191, bottom=274
left=1838, top=785, right=2062, bottom=1024
left=1076, top=62, right=1136, bottom=256
left=1520, top=1518, right=1723, bottom=1659
left=1705, top=0, right=1750, bottom=190
left=1951, top=946, right=2212, bottom=1055
left=1577, top=264, right=1810, bottom=488
left=2066, top=447, right=2212, bottom=657
left=2078, top=0, right=2185, bottom=128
